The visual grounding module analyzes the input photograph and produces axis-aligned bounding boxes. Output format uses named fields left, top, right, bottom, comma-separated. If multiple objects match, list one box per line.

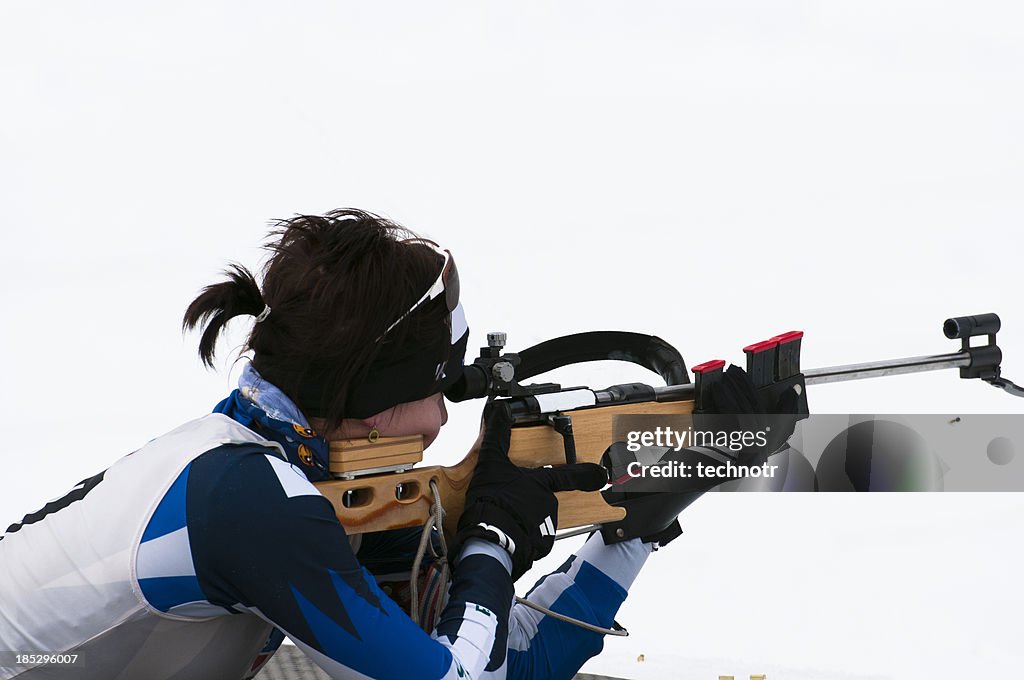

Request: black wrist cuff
left=453, top=503, right=532, bottom=580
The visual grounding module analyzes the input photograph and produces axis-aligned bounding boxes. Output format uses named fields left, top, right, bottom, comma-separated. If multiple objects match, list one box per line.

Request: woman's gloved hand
left=694, top=364, right=808, bottom=460
left=602, top=364, right=808, bottom=547
left=452, top=401, right=608, bottom=581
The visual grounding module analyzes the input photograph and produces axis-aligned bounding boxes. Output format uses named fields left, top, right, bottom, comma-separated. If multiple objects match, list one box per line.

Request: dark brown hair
left=182, top=208, right=448, bottom=432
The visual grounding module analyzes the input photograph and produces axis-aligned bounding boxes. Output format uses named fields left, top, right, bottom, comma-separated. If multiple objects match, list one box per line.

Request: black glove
left=452, top=401, right=608, bottom=581
left=602, top=365, right=808, bottom=547
left=694, top=364, right=808, bottom=462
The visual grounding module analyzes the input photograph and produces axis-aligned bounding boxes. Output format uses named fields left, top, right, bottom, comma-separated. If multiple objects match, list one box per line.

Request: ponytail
left=182, top=209, right=452, bottom=432
left=182, top=263, right=264, bottom=368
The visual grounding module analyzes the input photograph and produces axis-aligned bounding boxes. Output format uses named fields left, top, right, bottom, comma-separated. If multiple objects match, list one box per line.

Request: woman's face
left=323, top=392, right=449, bottom=449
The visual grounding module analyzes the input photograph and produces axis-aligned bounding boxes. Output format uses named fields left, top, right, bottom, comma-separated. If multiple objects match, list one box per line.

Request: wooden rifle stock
left=313, top=399, right=694, bottom=539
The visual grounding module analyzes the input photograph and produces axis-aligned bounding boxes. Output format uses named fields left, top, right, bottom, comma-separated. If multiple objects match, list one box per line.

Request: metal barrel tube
left=802, top=351, right=971, bottom=385
left=650, top=351, right=972, bottom=402
left=652, top=383, right=695, bottom=401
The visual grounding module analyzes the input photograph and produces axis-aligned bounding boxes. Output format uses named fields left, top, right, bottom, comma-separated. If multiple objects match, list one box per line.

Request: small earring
left=368, top=426, right=380, bottom=443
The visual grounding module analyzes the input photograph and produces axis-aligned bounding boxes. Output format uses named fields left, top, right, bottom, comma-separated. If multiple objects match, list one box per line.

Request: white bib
left=0, top=414, right=285, bottom=680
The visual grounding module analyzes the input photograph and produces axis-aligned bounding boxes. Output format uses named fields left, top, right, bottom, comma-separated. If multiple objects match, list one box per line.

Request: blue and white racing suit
left=0, top=366, right=653, bottom=679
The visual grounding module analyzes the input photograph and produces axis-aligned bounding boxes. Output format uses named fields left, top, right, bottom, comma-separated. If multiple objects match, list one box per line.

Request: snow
left=3, top=2, right=1024, bottom=678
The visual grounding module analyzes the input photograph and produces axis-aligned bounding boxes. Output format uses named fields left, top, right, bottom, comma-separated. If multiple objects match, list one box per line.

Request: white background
left=1, top=2, right=1022, bottom=678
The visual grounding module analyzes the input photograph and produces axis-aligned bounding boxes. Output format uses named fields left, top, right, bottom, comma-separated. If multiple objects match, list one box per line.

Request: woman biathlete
left=0, top=209, right=796, bottom=679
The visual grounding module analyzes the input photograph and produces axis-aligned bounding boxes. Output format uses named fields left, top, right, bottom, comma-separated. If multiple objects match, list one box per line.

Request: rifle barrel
left=650, top=350, right=972, bottom=402
left=802, top=351, right=970, bottom=385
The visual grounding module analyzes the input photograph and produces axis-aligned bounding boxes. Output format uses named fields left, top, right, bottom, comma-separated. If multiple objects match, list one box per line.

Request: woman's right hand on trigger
left=452, top=401, right=607, bottom=581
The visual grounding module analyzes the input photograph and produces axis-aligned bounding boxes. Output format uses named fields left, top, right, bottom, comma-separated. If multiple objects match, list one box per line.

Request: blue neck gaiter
left=213, top=364, right=332, bottom=482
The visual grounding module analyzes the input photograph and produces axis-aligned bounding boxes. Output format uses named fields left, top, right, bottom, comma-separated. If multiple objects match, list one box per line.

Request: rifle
left=313, top=313, right=1022, bottom=541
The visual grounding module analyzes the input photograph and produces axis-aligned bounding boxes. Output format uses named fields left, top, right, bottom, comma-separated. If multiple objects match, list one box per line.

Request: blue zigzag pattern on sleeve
left=289, top=568, right=454, bottom=680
